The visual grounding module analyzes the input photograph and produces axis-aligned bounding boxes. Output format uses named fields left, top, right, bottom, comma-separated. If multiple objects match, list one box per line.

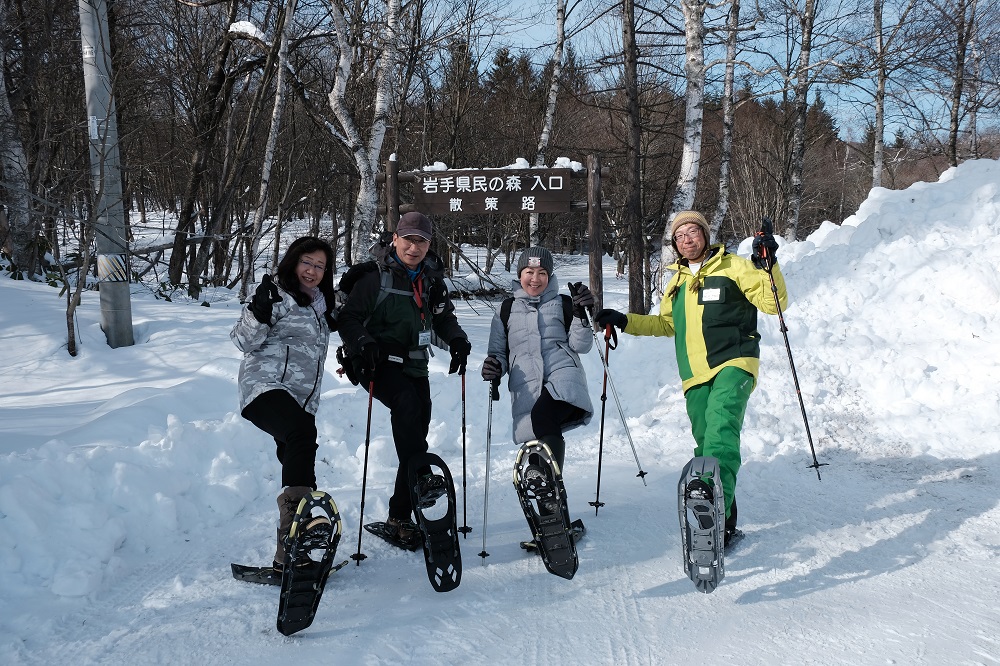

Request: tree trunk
left=872, top=0, right=885, bottom=188
left=712, top=0, right=740, bottom=237
left=947, top=0, right=975, bottom=167
left=327, top=0, right=401, bottom=260
left=622, top=0, right=644, bottom=314
left=241, top=0, right=298, bottom=299
left=787, top=0, right=816, bottom=241
left=168, top=0, right=238, bottom=287
left=667, top=0, right=707, bottom=219
left=530, top=0, right=567, bottom=247
left=0, top=4, right=36, bottom=277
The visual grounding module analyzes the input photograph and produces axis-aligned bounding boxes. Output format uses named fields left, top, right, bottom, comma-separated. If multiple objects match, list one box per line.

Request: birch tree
left=326, top=0, right=402, bottom=260
left=529, top=0, right=567, bottom=245
left=661, top=0, right=707, bottom=292
left=241, top=0, right=298, bottom=299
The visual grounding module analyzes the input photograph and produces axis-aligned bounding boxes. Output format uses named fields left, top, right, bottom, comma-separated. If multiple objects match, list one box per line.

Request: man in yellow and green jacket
left=595, top=210, right=787, bottom=546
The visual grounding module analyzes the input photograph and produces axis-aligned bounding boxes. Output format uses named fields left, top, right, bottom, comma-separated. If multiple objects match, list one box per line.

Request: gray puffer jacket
left=487, top=276, right=594, bottom=444
left=231, top=282, right=330, bottom=415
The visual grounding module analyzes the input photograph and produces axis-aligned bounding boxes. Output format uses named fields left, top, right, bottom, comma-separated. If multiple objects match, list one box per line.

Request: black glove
left=250, top=274, right=281, bottom=325
left=595, top=308, right=628, bottom=332
left=429, top=280, right=449, bottom=316
left=751, top=218, right=779, bottom=270
left=568, top=282, right=595, bottom=320
left=481, top=356, right=502, bottom=382
left=360, top=342, right=380, bottom=373
left=449, top=337, right=472, bottom=375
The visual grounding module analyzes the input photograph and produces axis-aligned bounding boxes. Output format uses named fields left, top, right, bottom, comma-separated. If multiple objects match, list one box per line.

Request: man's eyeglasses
left=673, top=230, right=702, bottom=243
left=299, top=258, right=326, bottom=272
left=398, top=235, right=430, bottom=246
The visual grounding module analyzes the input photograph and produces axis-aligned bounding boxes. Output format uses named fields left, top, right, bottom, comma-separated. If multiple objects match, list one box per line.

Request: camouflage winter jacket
left=231, top=281, right=330, bottom=415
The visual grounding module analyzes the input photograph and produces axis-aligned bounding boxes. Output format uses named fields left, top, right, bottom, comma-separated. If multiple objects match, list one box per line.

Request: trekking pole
left=583, top=310, right=647, bottom=485
left=352, top=379, right=376, bottom=564
left=588, top=322, right=612, bottom=514
left=479, top=378, right=500, bottom=563
left=758, top=217, right=826, bottom=481
left=458, top=373, right=472, bottom=537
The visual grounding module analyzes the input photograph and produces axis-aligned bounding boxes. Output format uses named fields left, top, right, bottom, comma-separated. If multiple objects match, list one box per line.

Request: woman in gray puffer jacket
left=231, top=236, right=337, bottom=571
left=482, top=247, right=594, bottom=469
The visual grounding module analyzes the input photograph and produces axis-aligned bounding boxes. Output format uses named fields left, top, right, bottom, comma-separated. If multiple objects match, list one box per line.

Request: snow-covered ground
left=2, top=160, right=999, bottom=665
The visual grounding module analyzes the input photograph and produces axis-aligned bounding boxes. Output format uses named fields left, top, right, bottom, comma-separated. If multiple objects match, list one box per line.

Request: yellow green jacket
left=624, top=245, right=788, bottom=393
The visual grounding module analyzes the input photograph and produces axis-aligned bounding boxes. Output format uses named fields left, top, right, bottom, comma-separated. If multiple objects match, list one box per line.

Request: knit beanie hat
left=669, top=210, right=711, bottom=251
left=516, top=246, right=554, bottom=276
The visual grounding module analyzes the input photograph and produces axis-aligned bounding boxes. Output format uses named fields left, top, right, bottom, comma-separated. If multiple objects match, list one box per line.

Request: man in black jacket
left=338, top=212, right=471, bottom=546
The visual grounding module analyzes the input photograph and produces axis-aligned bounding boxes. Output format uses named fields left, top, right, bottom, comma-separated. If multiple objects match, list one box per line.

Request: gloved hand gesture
left=568, top=282, right=595, bottom=320
left=449, top=338, right=472, bottom=375
left=595, top=308, right=628, bottom=332
left=481, top=356, right=502, bottom=382
left=250, top=274, right=282, bottom=325
left=751, top=218, right=779, bottom=270
left=360, top=342, right=380, bottom=373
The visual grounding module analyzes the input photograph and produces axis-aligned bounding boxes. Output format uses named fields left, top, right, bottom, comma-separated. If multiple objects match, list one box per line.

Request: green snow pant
left=684, top=366, right=754, bottom=519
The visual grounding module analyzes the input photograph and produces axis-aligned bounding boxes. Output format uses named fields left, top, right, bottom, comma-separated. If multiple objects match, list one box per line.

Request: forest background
left=2, top=0, right=999, bottom=326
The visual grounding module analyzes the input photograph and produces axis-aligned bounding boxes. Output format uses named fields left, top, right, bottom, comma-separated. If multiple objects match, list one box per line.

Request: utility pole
left=79, top=0, right=134, bottom=348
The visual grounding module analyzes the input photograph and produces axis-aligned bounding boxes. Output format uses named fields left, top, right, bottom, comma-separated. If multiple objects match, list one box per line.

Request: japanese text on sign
left=412, top=169, right=573, bottom=214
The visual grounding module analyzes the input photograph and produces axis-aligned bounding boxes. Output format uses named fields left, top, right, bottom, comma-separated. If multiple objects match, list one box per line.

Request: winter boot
left=414, top=473, right=448, bottom=509
left=274, top=485, right=314, bottom=569
left=385, top=516, right=420, bottom=548
left=724, top=499, right=740, bottom=547
left=523, top=463, right=559, bottom=515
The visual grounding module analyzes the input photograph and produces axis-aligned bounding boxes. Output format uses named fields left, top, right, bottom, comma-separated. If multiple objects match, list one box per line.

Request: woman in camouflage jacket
left=231, top=236, right=337, bottom=569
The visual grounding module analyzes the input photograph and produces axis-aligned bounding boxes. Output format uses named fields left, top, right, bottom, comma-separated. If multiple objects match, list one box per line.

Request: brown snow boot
left=273, top=485, right=312, bottom=568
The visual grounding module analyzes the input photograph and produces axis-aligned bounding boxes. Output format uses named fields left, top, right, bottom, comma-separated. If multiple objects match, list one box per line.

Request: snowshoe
left=677, top=457, right=726, bottom=594
left=513, top=440, right=578, bottom=580
left=408, top=452, right=462, bottom=592
left=276, top=491, right=347, bottom=635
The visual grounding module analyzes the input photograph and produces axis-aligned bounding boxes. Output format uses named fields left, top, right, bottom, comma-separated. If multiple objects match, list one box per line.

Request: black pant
left=530, top=388, right=585, bottom=468
left=241, top=389, right=318, bottom=489
left=365, top=362, right=432, bottom=520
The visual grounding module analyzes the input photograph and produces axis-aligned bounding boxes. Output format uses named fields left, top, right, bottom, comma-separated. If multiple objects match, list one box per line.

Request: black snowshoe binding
left=513, top=440, right=579, bottom=580
left=364, top=518, right=422, bottom=551
left=678, top=457, right=726, bottom=594
left=521, top=518, right=586, bottom=552
left=407, top=452, right=462, bottom=592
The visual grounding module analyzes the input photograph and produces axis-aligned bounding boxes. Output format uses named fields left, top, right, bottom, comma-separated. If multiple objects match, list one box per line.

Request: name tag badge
left=702, top=287, right=721, bottom=302
left=418, top=330, right=432, bottom=347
